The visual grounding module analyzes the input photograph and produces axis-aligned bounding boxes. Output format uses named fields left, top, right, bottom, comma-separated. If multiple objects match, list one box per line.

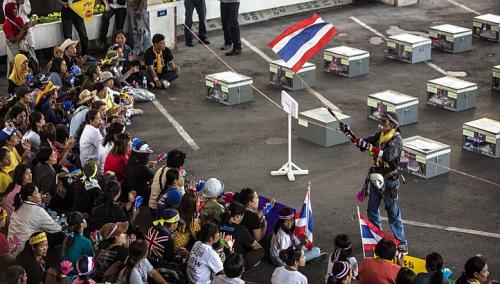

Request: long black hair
left=456, top=256, right=487, bottom=284
left=273, top=207, right=295, bottom=235
left=425, top=252, right=444, bottom=284
left=124, top=240, right=148, bottom=284
left=4, top=164, right=30, bottom=195
left=75, top=109, right=99, bottom=144
left=28, top=111, right=44, bottom=133
left=331, top=234, right=353, bottom=262
left=102, top=180, right=121, bottom=215
left=159, top=168, right=180, bottom=196
left=102, top=121, right=125, bottom=148
left=13, top=183, right=37, bottom=211
left=197, top=222, right=219, bottom=243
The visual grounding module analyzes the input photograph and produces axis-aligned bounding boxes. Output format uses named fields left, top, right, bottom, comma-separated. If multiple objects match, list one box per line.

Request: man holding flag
left=340, top=112, right=408, bottom=254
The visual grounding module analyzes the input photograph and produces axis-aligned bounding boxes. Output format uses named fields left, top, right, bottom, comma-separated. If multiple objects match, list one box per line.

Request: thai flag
left=295, top=187, right=313, bottom=250
left=358, top=210, right=400, bottom=253
left=268, top=13, right=337, bottom=73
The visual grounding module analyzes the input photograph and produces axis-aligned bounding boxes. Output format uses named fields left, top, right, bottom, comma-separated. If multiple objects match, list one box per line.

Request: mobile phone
left=134, top=196, right=143, bottom=209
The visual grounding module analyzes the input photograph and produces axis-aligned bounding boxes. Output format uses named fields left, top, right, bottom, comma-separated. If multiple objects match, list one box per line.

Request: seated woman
left=8, top=183, right=61, bottom=255
left=2, top=164, right=32, bottom=225
left=122, top=139, right=154, bottom=204
left=233, top=187, right=269, bottom=242
left=61, top=211, right=94, bottom=266
left=149, top=149, right=186, bottom=211
left=173, top=191, right=201, bottom=250
left=0, top=148, right=13, bottom=194
left=3, top=3, right=37, bottom=76
left=271, top=245, right=308, bottom=284
left=22, top=111, right=45, bottom=162
left=15, top=232, right=49, bottom=284
left=48, top=57, right=76, bottom=102
left=35, top=81, right=65, bottom=126
left=104, top=132, right=130, bottom=183
left=69, top=256, right=98, bottom=284
left=219, top=202, right=264, bottom=272
left=156, top=168, right=185, bottom=212
left=87, top=177, right=136, bottom=232
left=108, top=30, right=137, bottom=67
left=0, top=126, right=29, bottom=177
left=117, top=239, right=168, bottom=284
left=270, top=207, right=321, bottom=267
left=97, top=121, right=125, bottom=175
left=80, top=63, right=101, bottom=93
left=6, top=105, right=28, bottom=135
left=7, top=53, right=30, bottom=96
left=94, top=222, right=130, bottom=281
left=45, top=46, right=64, bottom=73
left=100, top=50, right=140, bottom=87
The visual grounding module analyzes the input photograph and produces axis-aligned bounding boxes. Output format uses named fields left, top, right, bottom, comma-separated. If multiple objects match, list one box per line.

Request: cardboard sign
left=70, top=0, right=95, bottom=22
left=392, top=255, right=427, bottom=274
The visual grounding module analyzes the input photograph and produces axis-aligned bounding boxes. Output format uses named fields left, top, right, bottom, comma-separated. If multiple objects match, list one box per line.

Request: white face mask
left=370, top=173, right=384, bottom=189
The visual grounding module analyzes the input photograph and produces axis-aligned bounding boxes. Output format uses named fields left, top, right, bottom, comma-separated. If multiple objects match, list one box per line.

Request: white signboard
left=281, top=90, right=299, bottom=119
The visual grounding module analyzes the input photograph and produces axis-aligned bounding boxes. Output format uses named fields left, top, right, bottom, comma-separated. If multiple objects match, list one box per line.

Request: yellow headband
left=29, top=232, right=47, bottom=245
left=152, top=215, right=179, bottom=226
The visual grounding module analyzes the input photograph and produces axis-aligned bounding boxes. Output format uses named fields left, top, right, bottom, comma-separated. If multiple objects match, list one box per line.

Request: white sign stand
left=271, top=91, right=308, bottom=181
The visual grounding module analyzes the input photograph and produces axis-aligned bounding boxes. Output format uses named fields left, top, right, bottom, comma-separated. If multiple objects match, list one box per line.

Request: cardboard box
left=367, top=90, right=419, bottom=126
left=472, top=14, right=500, bottom=43
left=400, top=136, right=451, bottom=179
left=323, top=46, right=370, bottom=77
left=462, top=118, right=500, bottom=158
left=297, top=108, right=350, bottom=147
left=429, top=24, right=472, bottom=53
left=386, top=33, right=432, bottom=63
left=427, top=76, right=477, bottom=112
left=269, top=60, right=316, bottom=91
left=205, top=71, right=253, bottom=105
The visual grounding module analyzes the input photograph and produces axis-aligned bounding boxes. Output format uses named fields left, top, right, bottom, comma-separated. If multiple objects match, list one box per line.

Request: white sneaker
left=161, top=80, right=171, bottom=89
left=128, top=108, right=143, bottom=116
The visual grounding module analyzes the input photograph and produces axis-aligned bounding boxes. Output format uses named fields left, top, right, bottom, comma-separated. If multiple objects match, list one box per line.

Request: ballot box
left=367, top=90, right=419, bottom=126
left=462, top=118, right=500, bottom=158
left=472, top=14, right=500, bottom=43
left=269, top=60, right=316, bottom=91
left=400, top=136, right=451, bottom=179
left=205, top=71, right=253, bottom=105
left=426, top=76, right=477, bottom=112
left=492, top=65, right=500, bottom=91
left=386, top=33, right=432, bottom=63
left=429, top=24, right=472, bottom=53
left=323, top=46, right=370, bottom=77
left=297, top=107, right=351, bottom=147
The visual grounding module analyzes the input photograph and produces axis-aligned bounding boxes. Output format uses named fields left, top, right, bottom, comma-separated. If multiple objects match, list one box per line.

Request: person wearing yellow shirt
left=0, top=126, right=28, bottom=177
left=0, top=148, right=12, bottom=194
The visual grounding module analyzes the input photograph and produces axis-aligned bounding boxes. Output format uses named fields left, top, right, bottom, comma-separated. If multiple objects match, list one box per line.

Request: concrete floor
left=6, top=0, right=500, bottom=282
left=126, top=0, right=500, bottom=282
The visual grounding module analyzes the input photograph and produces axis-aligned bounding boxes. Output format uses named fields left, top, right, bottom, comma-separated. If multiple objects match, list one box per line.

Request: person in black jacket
left=122, top=139, right=155, bottom=205
left=340, top=111, right=408, bottom=253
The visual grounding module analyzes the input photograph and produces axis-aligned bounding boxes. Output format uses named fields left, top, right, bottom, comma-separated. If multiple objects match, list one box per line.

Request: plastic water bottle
left=142, top=76, right=148, bottom=89
left=60, top=214, right=67, bottom=226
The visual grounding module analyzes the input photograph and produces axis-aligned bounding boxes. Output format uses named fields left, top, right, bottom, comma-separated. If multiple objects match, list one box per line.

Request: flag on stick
left=295, top=183, right=313, bottom=250
left=268, top=13, right=337, bottom=73
left=357, top=206, right=400, bottom=256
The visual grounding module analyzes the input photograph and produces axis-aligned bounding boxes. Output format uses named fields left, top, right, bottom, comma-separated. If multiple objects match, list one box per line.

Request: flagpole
left=357, top=206, right=366, bottom=259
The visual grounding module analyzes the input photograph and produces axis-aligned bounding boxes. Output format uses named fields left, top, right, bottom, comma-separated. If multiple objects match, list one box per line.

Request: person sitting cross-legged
left=144, top=34, right=179, bottom=89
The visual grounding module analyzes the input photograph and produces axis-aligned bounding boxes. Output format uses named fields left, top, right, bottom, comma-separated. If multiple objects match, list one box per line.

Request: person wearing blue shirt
left=156, top=168, right=185, bottom=213
left=61, top=212, right=94, bottom=266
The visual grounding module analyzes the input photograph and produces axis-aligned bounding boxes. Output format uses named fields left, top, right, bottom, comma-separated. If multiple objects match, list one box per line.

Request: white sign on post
left=281, top=90, right=298, bottom=118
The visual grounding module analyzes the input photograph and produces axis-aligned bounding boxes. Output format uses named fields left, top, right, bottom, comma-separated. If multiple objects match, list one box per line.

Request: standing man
left=144, top=34, right=179, bottom=89
left=184, top=0, right=209, bottom=47
left=220, top=0, right=241, bottom=56
left=340, top=111, right=408, bottom=253
left=98, top=0, right=127, bottom=48
left=54, top=0, right=92, bottom=59
left=128, top=0, right=152, bottom=55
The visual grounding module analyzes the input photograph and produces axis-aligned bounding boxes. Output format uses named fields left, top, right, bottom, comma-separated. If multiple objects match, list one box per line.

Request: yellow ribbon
left=155, top=50, right=163, bottom=74
left=152, top=215, right=179, bottom=226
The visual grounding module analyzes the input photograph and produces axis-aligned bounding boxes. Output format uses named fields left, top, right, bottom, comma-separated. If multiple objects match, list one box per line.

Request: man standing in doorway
left=184, top=0, right=209, bottom=47
left=340, top=111, right=408, bottom=253
left=220, top=0, right=241, bottom=56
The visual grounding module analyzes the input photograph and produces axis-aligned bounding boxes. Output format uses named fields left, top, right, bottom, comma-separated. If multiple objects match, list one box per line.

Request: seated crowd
left=0, top=3, right=495, bottom=284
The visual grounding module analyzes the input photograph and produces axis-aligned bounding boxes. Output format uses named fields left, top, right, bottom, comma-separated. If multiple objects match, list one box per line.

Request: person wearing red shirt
left=104, top=132, right=130, bottom=183
left=359, top=239, right=402, bottom=284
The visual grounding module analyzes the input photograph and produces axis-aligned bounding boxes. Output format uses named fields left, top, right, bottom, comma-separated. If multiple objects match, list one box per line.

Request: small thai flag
left=268, top=13, right=337, bottom=73
left=295, top=186, right=313, bottom=250
left=358, top=209, right=400, bottom=253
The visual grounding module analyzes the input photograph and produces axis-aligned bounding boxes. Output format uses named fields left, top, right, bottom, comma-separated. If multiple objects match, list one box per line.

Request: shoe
left=198, top=38, right=210, bottom=45
left=225, top=49, right=241, bottom=56
left=186, top=41, right=194, bottom=47
left=396, top=245, right=408, bottom=255
left=220, top=43, right=232, bottom=50
left=161, top=80, right=171, bottom=89
left=127, top=108, right=144, bottom=116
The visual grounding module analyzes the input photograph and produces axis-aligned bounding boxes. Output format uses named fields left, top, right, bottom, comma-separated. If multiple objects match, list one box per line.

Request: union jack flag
left=145, top=227, right=171, bottom=262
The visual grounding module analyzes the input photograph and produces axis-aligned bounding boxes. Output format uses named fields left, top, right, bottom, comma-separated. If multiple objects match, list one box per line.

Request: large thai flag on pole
left=357, top=207, right=400, bottom=258
left=295, top=184, right=313, bottom=250
left=268, top=13, right=337, bottom=73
